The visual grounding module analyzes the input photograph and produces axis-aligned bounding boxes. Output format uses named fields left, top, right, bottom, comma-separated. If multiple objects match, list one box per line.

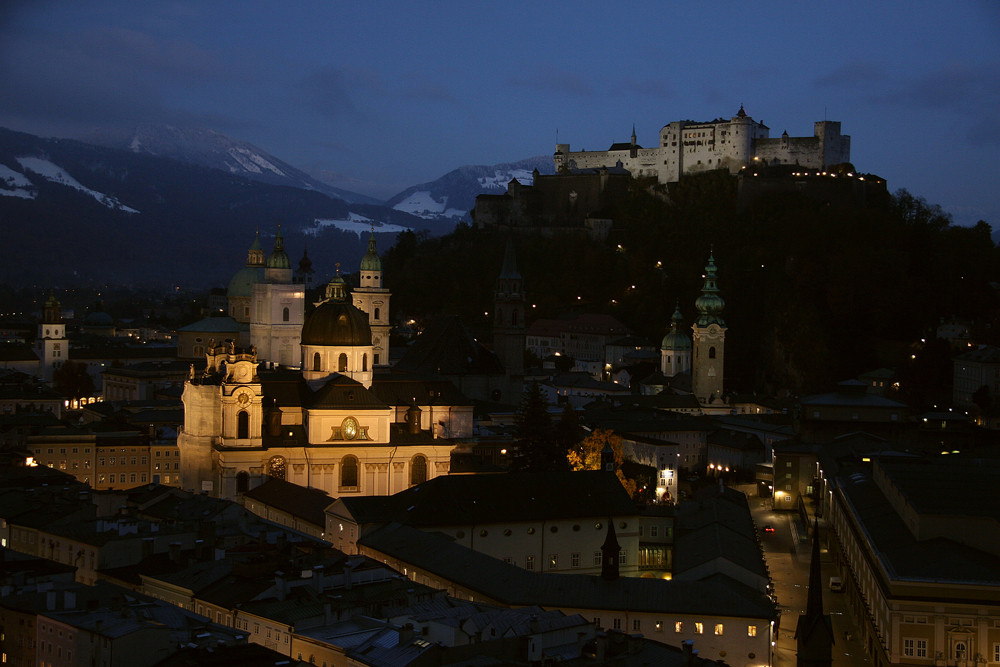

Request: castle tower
left=691, top=252, right=727, bottom=404
left=660, top=302, right=692, bottom=378
left=493, top=236, right=526, bottom=390
left=36, top=291, right=67, bottom=382
left=250, top=227, right=303, bottom=367
left=301, top=270, right=374, bottom=389
left=178, top=343, right=262, bottom=495
left=228, top=232, right=266, bottom=324
left=352, top=231, right=391, bottom=367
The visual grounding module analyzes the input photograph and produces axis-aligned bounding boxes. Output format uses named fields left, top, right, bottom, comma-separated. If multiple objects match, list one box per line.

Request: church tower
left=250, top=227, right=303, bottom=367
left=178, top=342, right=262, bottom=495
left=691, top=251, right=727, bottom=404
left=352, top=231, right=391, bottom=367
left=660, top=302, right=692, bottom=378
left=228, top=232, right=266, bottom=324
left=36, top=292, right=67, bottom=382
left=493, top=237, right=525, bottom=389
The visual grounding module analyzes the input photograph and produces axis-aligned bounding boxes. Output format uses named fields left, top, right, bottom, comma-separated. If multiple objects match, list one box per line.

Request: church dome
left=301, top=298, right=372, bottom=346
left=661, top=304, right=691, bottom=350
left=661, top=330, right=691, bottom=350
left=227, top=265, right=265, bottom=298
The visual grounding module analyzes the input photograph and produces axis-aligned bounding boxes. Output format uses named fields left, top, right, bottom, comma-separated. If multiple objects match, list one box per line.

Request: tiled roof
left=394, top=316, right=504, bottom=376
left=243, top=478, right=333, bottom=527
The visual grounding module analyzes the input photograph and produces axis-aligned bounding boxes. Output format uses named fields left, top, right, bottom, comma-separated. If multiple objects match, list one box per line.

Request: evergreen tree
left=513, top=382, right=566, bottom=471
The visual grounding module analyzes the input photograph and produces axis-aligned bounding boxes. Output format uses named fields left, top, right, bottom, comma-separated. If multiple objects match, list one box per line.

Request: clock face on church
left=236, top=391, right=251, bottom=406
left=328, top=416, right=370, bottom=442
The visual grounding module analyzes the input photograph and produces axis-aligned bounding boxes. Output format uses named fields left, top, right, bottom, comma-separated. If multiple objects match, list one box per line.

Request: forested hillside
left=383, top=174, right=999, bottom=399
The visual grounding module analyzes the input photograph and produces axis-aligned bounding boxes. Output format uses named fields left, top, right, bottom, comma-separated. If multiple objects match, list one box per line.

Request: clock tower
left=37, top=291, right=67, bottom=382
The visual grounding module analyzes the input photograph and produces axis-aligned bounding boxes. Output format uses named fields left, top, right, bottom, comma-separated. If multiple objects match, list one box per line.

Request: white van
left=829, top=576, right=843, bottom=592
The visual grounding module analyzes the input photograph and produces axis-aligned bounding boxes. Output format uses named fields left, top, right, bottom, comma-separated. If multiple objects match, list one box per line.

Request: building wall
left=556, top=113, right=848, bottom=187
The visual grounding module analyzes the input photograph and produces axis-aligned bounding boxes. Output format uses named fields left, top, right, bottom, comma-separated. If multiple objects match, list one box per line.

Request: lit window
left=525, top=556, right=534, bottom=571
left=695, top=623, right=704, bottom=634
left=675, top=622, right=683, bottom=633
left=714, top=623, right=723, bottom=635
left=748, top=625, right=757, bottom=637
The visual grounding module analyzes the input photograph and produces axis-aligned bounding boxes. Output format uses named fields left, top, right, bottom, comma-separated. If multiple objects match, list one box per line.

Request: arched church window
left=313, top=352, right=321, bottom=372
left=267, top=456, right=286, bottom=480
left=282, top=307, right=289, bottom=322
left=338, top=353, right=348, bottom=372
left=237, top=410, right=249, bottom=439
left=410, top=455, right=427, bottom=486
left=341, top=456, right=359, bottom=488
left=709, top=346, right=716, bottom=359
left=362, top=354, right=368, bottom=372
left=374, top=307, right=380, bottom=320
left=236, top=471, right=249, bottom=493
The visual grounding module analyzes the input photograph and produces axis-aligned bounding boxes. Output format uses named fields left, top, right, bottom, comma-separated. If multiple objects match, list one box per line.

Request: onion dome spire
left=360, top=227, right=381, bottom=272
left=266, top=224, right=291, bottom=269
left=661, top=301, right=692, bottom=350
left=695, top=251, right=725, bottom=327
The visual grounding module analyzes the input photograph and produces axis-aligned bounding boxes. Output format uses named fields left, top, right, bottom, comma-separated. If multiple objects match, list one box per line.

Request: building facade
left=555, top=107, right=850, bottom=184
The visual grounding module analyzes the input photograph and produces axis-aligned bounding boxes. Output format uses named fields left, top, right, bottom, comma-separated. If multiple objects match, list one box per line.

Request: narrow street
left=740, top=487, right=870, bottom=667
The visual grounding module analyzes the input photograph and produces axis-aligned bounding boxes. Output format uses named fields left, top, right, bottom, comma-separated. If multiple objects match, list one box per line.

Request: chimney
left=274, top=571, right=287, bottom=601
left=406, top=403, right=422, bottom=435
left=397, top=623, right=415, bottom=647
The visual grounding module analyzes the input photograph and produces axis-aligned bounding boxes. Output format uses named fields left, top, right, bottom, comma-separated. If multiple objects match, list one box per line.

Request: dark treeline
left=383, top=174, right=999, bottom=401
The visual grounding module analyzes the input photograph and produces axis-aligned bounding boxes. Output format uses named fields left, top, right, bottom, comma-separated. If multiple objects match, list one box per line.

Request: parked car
left=762, top=525, right=775, bottom=533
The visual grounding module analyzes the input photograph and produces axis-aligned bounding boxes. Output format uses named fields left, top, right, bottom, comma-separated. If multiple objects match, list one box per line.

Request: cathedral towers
left=691, top=252, right=727, bottom=404
left=36, top=292, right=66, bottom=382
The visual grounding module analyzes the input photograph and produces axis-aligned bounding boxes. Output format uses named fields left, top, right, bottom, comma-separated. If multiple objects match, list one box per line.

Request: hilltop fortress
left=554, top=106, right=850, bottom=183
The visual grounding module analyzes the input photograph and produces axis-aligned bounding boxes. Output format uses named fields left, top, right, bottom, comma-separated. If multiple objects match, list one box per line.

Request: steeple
left=295, top=246, right=314, bottom=286
left=493, top=235, right=525, bottom=393
left=601, top=518, right=621, bottom=581
left=352, top=226, right=391, bottom=367
left=630, top=124, right=636, bottom=146
left=795, top=518, right=835, bottom=666
left=660, top=301, right=692, bottom=378
left=695, top=251, right=725, bottom=327
left=691, top=250, right=727, bottom=405
left=266, top=225, right=291, bottom=270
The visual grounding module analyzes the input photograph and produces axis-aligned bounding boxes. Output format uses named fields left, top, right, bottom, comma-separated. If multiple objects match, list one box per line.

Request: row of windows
left=591, top=619, right=756, bottom=637
left=516, top=551, right=628, bottom=570
left=258, top=454, right=428, bottom=488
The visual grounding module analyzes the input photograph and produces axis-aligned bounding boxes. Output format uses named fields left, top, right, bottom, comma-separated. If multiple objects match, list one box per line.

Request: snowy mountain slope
left=385, top=156, right=554, bottom=222
left=84, top=124, right=381, bottom=205
left=15, top=157, right=139, bottom=213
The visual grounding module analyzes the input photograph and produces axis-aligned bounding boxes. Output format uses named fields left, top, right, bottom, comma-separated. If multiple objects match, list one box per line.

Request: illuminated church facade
left=178, top=232, right=470, bottom=500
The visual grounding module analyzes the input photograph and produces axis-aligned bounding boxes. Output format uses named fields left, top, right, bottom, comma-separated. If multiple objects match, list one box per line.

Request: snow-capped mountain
left=385, top=156, right=554, bottom=222
left=84, top=124, right=381, bottom=205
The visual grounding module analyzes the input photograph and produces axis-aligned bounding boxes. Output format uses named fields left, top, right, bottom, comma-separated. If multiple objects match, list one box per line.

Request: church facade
left=178, top=231, right=470, bottom=500
left=555, top=107, right=850, bottom=184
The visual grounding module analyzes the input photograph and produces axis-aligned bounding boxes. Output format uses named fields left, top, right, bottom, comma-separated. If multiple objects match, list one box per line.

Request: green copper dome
left=360, top=233, right=381, bottom=272
left=695, top=252, right=725, bottom=327
left=266, top=227, right=291, bottom=270
left=228, top=233, right=266, bottom=298
left=661, top=304, right=692, bottom=350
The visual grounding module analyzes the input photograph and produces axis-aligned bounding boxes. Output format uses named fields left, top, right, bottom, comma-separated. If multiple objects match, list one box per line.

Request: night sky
left=2, top=1, right=999, bottom=225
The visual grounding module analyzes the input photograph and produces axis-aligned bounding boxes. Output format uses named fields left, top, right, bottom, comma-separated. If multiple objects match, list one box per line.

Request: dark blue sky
left=2, top=1, right=999, bottom=225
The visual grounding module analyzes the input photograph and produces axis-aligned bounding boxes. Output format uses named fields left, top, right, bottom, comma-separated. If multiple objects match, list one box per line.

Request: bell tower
left=691, top=251, right=727, bottom=404
left=352, top=230, right=391, bottom=367
left=493, top=236, right=525, bottom=385
left=37, top=291, right=67, bottom=382
left=250, top=226, right=303, bottom=367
